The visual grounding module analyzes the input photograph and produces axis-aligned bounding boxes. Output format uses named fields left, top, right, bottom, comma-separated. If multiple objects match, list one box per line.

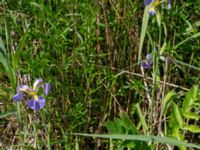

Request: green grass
left=0, top=0, right=200, bottom=149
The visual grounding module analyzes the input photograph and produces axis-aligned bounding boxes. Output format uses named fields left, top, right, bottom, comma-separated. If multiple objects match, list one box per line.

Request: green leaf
left=135, top=103, right=148, bottom=133
left=122, top=140, right=150, bottom=150
left=174, top=59, right=200, bottom=71
left=182, top=125, right=200, bottom=133
left=119, top=112, right=138, bottom=134
left=105, top=112, right=138, bottom=135
left=173, top=32, right=200, bottom=49
left=182, top=85, right=198, bottom=112
left=105, top=119, right=123, bottom=134
left=171, top=128, right=185, bottom=142
left=170, top=128, right=187, bottom=150
left=138, top=5, right=151, bottom=63
left=172, top=103, right=183, bottom=128
left=163, top=90, right=176, bottom=115
left=0, top=37, right=6, bottom=54
left=0, top=53, right=9, bottom=70
left=14, top=30, right=29, bottom=68
left=183, top=111, right=199, bottom=120
left=0, top=111, right=17, bottom=119
left=71, top=133, right=200, bottom=149
left=155, top=11, right=161, bottom=27
left=0, top=53, right=16, bottom=89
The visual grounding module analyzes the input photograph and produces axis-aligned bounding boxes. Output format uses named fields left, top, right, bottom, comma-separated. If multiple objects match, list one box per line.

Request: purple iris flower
left=27, top=96, right=46, bottom=111
left=141, top=54, right=153, bottom=69
left=167, top=0, right=172, bottom=9
left=144, top=0, right=172, bottom=15
left=144, top=0, right=154, bottom=6
left=13, top=85, right=25, bottom=101
left=148, top=7, right=156, bottom=16
left=13, top=79, right=50, bottom=111
left=43, top=83, right=51, bottom=95
left=144, top=0, right=156, bottom=15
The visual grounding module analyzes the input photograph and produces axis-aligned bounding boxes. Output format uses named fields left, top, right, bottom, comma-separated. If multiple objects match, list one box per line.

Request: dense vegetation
left=0, top=0, right=200, bottom=149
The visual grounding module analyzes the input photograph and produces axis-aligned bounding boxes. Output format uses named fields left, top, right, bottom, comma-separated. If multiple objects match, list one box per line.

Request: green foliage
left=105, top=112, right=138, bottom=135
left=0, top=110, right=16, bottom=119
left=138, top=4, right=151, bottom=63
left=168, top=85, right=200, bottom=149
left=135, top=103, right=148, bottom=133
left=182, top=85, right=198, bottom=112
left=72, top=133, right=200, bottom=149
left=0, top=0, right=200, bottom=149
left=163, top=90, right=176, bottom=115
left=0, top=47, right=16, bottom=89
left=172, top=103, right=183, bottom=128
left=105, top=112, right=149, bottom=149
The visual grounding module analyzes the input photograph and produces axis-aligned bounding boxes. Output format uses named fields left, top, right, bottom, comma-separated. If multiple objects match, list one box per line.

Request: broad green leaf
left=183, top=111, right=199, bottom=120
left=170, top=127, right=185, bottom=142
left=119, top=112, right=138, bottom=134
left=171, top=130, right=187, bottom=150
left=105, top=119, right=123, bottom=134
left=163, top=90, right=176, bottom=115
left=105, top=112, right=138, bottom=135
left=182, top=125, right=200, bottom=133
left=122, top=140, right=150, bottom=150
left=172, top=103, right=183, bottom=128
left=182, top=85, right=198, bottom=112
left=136, top=103, right=148, bottom=133
left=193, top=102, right=200, bottom=107
left=71, top=133, right=200, bottom=149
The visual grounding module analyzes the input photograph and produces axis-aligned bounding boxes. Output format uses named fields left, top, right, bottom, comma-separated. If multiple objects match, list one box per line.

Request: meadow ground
left=0, top=0, right=200, bottom=149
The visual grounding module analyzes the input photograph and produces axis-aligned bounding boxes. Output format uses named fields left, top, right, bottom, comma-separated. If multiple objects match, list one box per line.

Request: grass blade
left=138, top=5, right=151, bottom=63
left=0, top=37, right=6, bottom=54
left=135, top=103, right=148, bottom=133
left=0, top=111, right=17, bottom=119
left=71, top=133, right=200, bottom=149
left=173, top=32, right=200, bottom=49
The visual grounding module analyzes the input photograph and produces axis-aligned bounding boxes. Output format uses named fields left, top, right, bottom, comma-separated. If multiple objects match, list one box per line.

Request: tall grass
left=0, top=0, right=200, bottom=149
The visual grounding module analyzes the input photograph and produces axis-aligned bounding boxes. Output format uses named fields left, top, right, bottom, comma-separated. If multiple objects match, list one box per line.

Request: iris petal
left=148, top=7, right=156, bottom=15
left=27, top=96, right=46, bottom=111
left=146, top=53, right=152, bottom=60
left=19, top=85, right=31, bottom=92
left=146, top=54, right=153, bottom=65
left=141, top=61, right=152, bottom=69
left=27, top=99, right=40, bottom=111
left=13, top=92, right=24, bottom=101
left=37, top=96, right=46, bottom=109
left=43, top=83, right=51, bottom=95
left=167, top=3, right=171, bottom=9
left=144, top=0, right=153, bottom=6
left=33, top=79, right=43, bottom=91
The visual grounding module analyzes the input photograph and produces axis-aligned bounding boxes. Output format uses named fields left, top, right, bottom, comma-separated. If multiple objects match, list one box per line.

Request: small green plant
left=105, top=112, right=150, bottom=149
left=164, top=85, right=200, bottom=149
